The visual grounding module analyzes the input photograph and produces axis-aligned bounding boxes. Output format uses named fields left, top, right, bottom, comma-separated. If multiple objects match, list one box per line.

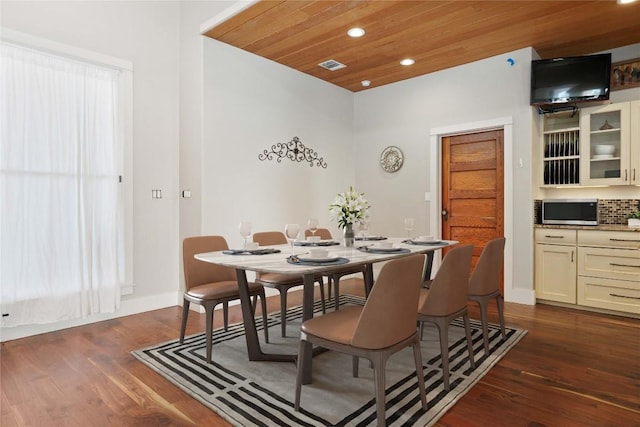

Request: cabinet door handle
left=625, top=169, right=628, bottom=182
left=634, top=168, right=637, bottom=182
left=571, top=250, right=574, bottom=263
left=610, top=262, right=640, bottom=268
left=610, top=293, right=640, bottom=300
left=545, top=235, right=565, bottom=238
left=610, top=238, right=640, bottom=243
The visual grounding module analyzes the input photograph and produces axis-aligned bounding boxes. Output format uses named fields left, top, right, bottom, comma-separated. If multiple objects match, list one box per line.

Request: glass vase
left=343, top=224, right=355, bottom=247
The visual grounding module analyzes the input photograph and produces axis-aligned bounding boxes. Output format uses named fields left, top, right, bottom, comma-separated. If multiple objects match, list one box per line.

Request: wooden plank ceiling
left=203, top=0, right=640, bottom=92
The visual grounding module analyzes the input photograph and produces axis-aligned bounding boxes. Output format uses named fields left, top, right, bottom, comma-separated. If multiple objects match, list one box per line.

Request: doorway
left=441, top=130, right=504, bottom=288
left=428, top=117, right=515, bottom=302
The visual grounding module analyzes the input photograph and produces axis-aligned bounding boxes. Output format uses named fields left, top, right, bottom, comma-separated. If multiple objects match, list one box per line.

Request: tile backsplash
left=599, top=199, right=640, bottom=224
left=534, top=199, right=639, bottom=225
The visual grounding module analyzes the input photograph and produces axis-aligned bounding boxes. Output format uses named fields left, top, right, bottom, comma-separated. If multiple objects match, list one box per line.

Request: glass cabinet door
left=580, top=102, right=631, bottom=185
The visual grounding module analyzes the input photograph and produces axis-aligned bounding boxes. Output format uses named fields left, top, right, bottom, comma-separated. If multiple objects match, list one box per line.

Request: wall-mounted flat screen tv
left=530, top=53, right=611, bottom=106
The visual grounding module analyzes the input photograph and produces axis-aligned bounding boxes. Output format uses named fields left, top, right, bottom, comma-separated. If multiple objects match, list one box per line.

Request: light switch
left=182, top=190, right=191, bottom=198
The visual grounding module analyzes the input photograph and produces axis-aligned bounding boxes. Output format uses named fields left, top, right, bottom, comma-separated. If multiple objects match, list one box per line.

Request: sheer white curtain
left=1, top=42, right=124, bottom=326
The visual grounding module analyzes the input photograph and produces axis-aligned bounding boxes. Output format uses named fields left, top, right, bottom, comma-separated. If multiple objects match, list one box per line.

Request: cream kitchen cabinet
left=535, top=228, right=577, bottom=303
left=580, top=101, right=639, bottom=186
left=577, top=230, right=640, bottom=315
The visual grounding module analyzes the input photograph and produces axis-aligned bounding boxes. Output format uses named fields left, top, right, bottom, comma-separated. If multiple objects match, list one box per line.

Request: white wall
left=1, top=1, right=185, bottom=340
left=201, top=39, right=355, bottom=247
left=353, top=47, right=537, bottom=304
left=178, top=2, right=236, bottom=291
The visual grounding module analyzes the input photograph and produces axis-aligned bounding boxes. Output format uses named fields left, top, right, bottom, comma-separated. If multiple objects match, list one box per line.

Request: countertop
left=535, top=224, right=640, bottom=232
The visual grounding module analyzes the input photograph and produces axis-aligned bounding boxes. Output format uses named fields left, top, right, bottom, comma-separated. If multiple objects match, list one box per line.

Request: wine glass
left=403, top=217, right=414, bottom=238
left=284, top=223, right=300, bottom=256
left=307, top=218, right=319, bottom=238
left=358, top=219, right=369, bottom=240
left=239, top=221, right=252, bottom=250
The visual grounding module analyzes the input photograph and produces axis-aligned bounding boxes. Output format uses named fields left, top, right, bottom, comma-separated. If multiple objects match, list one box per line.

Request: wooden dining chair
left=252, top=231, right=325, bottom=337
left=294, top=254, right=428, bottom=427
left=417, top=244, right=475, bottom=391
left=181, top=235, right=269, bottom=363
left=468, top=237, right=507, bottom=354
left=304, top=227, right=367, bottom=309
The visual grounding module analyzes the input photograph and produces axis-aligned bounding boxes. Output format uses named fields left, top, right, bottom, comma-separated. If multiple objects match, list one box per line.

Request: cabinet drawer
left=578, top=247, right=640, bottom=282
left=535, top=228, right=577, bottom=245
left=578, top=230, right=640, bottom=249
left=578, top=276, right=640, bottom=315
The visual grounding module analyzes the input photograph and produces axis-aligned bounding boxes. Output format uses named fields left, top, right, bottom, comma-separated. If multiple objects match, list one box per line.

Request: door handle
left=441, top=208, right=449, bottom=221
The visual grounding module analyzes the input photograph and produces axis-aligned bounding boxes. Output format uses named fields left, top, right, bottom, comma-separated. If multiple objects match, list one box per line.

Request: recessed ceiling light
left=400, top=58, right=415, bottom=66
left=347, top=27, right=365, bottom=38
left=617, top=0, right=636, bottom=4
left=361, top=80, right=371, bottom=87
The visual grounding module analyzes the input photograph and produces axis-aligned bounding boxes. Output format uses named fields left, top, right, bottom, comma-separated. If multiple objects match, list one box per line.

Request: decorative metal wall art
left=258, top=136, right=327, bottom=168
left=380, top=146, right=404, bottom=173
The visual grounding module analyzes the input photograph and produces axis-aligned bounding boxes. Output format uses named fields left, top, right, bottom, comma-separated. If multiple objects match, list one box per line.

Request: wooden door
left=442, top=130, right=504, bottom=289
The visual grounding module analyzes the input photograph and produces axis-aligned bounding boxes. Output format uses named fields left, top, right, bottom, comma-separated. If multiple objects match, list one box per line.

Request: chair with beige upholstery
left=181, top=235, right=269, bottom=363
left=294, top=254, right=428, bottom=427
left=304, top=227, right=367, bottom=309
left=417, top=244, right=475, bottom=391
left=253, top=231, right=325, bottom=337
left=468, top=237, right=507, bottom=354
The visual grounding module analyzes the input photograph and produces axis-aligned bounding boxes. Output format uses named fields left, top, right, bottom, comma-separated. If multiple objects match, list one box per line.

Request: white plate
left=592, top=154, right=614, bottom=160
left=297, top=256, right=341, bottom=263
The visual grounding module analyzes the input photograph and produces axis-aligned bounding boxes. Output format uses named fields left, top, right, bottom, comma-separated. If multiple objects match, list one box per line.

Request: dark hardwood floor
left=2, top=279, right=639, bottom=426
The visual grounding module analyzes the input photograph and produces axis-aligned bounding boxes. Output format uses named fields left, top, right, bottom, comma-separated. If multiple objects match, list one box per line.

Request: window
left=0, top=30, right=133, bottom=327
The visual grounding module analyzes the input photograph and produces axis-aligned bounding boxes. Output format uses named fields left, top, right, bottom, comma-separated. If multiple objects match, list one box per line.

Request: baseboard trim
left=505, top=287, right=536, bottom=305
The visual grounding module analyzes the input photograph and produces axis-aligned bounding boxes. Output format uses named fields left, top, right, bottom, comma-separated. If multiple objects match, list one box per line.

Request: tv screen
left=530, top=53, right=611, bottom=106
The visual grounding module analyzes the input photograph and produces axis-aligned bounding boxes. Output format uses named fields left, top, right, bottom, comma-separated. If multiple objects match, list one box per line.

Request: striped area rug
left=132, top=295, right=526, bottom=427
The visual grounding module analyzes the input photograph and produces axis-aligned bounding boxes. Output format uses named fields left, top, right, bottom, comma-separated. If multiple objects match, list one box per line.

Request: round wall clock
left=380, top=146, right=404, bottom=173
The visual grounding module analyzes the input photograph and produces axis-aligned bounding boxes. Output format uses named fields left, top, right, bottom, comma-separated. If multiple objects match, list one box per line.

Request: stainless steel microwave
left=542, top=199, right=598, bottom=226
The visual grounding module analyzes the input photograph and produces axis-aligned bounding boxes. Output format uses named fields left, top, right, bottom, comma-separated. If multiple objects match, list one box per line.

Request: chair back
left=351, top=254, right=425, bottom=349
left=253, top=231, right=287, bottom=246
left=304, top=228, right=332, bottom=240
left=183, top=236, right=235, bottom=291
left=469, top=237, right=506, bottom=296
left=418, top=245, right=473, bottom=316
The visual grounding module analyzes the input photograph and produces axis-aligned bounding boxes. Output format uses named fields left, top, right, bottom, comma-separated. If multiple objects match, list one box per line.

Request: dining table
left=194, top=237, right=456, bottom=384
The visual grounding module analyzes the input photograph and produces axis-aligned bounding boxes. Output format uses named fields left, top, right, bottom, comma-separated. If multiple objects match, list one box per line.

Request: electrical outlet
left=152, top=189, right=162, bottom=199
left=182, top=190, right=191, bottom=198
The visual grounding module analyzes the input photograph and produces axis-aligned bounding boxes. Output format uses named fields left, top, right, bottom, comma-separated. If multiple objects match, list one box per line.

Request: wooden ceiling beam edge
left=201, top=0, right=284, bottom=39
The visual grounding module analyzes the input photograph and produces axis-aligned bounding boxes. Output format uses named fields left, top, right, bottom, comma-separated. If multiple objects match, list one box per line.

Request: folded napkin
left=402, top=239, right=443, bottom=245
left=355, top=236, right=387, bottom=241
left=222, top=248, right=281, bottom=255
left=294, top=241, right=340, bottom=247
left=286, top=256, right=350, bottom=266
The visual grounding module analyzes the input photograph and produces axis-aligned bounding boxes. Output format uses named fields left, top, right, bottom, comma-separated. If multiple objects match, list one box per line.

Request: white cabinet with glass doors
left=579, top=101, right=639, bottom=186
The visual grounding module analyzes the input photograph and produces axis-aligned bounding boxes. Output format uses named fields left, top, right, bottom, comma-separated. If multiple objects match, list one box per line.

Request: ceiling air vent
left=318, top=59, right=346, bottom=71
